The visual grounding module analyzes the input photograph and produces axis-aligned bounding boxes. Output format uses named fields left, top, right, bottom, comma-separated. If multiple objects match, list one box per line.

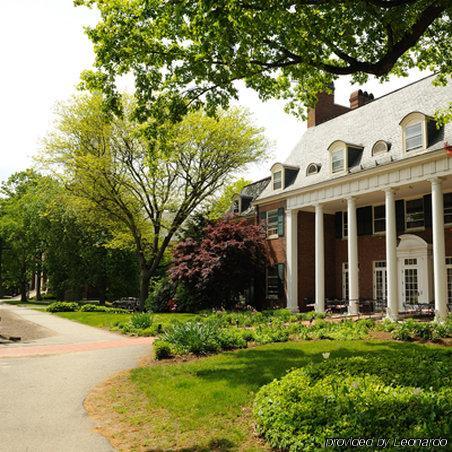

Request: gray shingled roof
left=257, top=75, right=452, bottom=202
left=240, top=177, right=270, bottom=216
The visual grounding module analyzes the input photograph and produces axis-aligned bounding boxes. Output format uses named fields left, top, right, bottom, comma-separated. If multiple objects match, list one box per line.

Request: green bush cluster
left=381, top=318, right=451, bottom=342
left=113, top=313, right=162, bottom=337
left=46, top=301, right=79, bottom=312
left=46, top=301, right=128, bottom=314
left=254, top=349, right=451, bottom=451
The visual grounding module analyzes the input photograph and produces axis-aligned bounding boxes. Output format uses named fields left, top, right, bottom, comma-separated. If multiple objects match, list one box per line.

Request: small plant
left=217, top=328, right=247, bottom=350
left=254, top=323, right=289, bottom=344
left=162, top=321, right=221, bottom=355
left=154, top=340, right=174, bottom=360
left=46, top=301, right=79, bottom=312
left=130, top=313, right=153, bottom=329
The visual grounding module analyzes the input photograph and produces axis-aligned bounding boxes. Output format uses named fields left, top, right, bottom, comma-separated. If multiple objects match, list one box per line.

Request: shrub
left=78, top=303, right=128, bottom=313
left=46, top=301, right=79, bottom=312
left=254, top=352, right=451, bottom=451
left=240, top=329, right=256, bottom=342
left=146, top=276, right=176, bottom=312
left=217, top=328, right=247, bottom=350
left=162, top=321, right=221, bottom=355
left=390, top=319, right=450, bottom=342
left=254, top=323, right=289, bottom=344
left=154, top=340, right=174, bottom=360
left=130, top=313, right=153, bottom=329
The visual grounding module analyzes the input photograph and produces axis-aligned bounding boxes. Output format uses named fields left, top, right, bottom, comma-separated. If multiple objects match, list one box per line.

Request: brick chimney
left=349, top=89, right=374, bottom=109
left=307, top=84, right=351, bottom=128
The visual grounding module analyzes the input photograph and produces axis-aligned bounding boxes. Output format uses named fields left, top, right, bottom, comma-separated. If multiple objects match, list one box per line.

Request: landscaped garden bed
left=85, top=340, right=451, bottom=451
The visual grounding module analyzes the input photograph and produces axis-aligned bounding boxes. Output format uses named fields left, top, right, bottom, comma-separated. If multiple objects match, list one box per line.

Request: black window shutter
left=335, top=212, right=342, bottom=239
left=423, top=194, right=432, bottom=228
left=357, top=206, right=372, bottom=235
left=396, top=200, right=405, bottom=234
left=277, top=208, right=285, bottom=236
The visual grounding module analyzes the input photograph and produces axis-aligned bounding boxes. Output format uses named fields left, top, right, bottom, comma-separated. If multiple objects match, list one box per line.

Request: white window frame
left=331, top=147, right=346, bottom=174
left=405, top=197, right=425, bottom=231
left=400, top=112, right=428, bottom=154
left=371, top=140, right=389, bottom=156
left=265, top=209, right=279, bottom=239
left=373, top=260, right=387, bottom=301
left=342, top=262, right=349, bottom=300
left=372, top=204, right=386, bottom=235
left=273, top=171, right=282, bottom=190
left=306, top=163, right=319, bottom=176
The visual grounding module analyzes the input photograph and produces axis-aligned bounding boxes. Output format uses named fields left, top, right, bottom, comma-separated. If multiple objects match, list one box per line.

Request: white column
left=430, top=177, right=448, bottom=321
left=347, top=197, right=359, bottom=315
left=286, top=209, right=299, bottom=313
left=385, top=188, right=399, bottom=320
left=315, top=204, right=325, bottom=313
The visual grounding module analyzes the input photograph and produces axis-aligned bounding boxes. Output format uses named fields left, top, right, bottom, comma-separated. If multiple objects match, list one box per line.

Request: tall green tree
left=0, top=171, right=47, bottom=302
left=76, top=0, right=451, bottom=120
left=41, top=93, right=267, bottom=308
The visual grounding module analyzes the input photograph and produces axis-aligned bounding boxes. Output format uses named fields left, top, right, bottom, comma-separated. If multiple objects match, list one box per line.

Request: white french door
left=373, top=261, right=387, bottom=301
left=402, top=258, right=419, bottom=304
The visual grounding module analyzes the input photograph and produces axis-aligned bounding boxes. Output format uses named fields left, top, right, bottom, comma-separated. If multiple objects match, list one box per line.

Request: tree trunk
left=35, top=256, right=42, bottom=301
left=20, top=280, right=28, bottom=303
left=139, top=266, right=151, bottom=311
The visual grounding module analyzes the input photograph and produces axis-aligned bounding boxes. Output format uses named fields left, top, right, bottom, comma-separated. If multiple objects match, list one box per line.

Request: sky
left=0, top=0, right=430, bottom=184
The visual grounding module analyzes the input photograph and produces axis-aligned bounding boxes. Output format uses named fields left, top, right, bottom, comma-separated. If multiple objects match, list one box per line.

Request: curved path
left=0, top=302, right=152, bottom=452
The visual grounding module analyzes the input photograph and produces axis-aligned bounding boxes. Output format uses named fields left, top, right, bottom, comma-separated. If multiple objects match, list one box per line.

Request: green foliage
left=254, top=350, right=452, bottom=451
left=153, top=340, right=175, bottom=360
left=254, top=323, right=290, bottom=344
left=207, top=178, right=251, bottom=220
left=78, top=303, right=128, bottom=313
left=46, top=301, right=80, bottom=312
left=42, top=93, right=267, bottom=309
left=389, top=319, right=451, bottom=342
left=130, top=313, right=153, bottom=329
left=217, top=328, right=247, bottom=350
left=146, top=276, right=176, bottom=313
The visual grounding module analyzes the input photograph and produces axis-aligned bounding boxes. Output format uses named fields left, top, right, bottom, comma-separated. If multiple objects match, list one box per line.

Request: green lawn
left=92, top=339, right=450, bottom=450
left=54, top=311, right=197, bottom=330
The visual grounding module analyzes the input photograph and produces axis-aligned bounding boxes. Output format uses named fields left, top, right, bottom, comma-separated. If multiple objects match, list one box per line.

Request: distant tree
left=41, top=93, right=267, bottom=309
left=0, top=171, right=47, bottom=302
left=76, top=0, right=451, bottom=121
left=208, top=178, right=251, bottom=220
left=170, top=218, right=268, bottom=310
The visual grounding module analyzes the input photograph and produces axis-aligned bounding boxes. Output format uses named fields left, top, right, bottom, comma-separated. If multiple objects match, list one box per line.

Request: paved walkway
left=0, top=302, right=153, bottom=452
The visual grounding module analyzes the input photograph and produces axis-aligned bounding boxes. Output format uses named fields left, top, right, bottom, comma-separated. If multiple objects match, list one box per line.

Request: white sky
left=0, top=0, right=430, bottom=184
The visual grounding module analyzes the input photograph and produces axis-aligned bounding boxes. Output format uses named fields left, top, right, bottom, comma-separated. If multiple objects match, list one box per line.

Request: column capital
left=313, top=202, right=324, bottom=209
left=345, top=195, right=356, bottom=201
left=383, top=187, right=396, bottom=194
left=429, top=176, right=444, bottom=186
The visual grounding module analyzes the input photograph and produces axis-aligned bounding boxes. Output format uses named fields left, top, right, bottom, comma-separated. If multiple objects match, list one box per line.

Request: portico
left=285, top=153, right=452, bottom=321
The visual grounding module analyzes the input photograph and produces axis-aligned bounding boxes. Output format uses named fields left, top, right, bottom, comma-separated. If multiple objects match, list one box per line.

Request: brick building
left=235, top=75, right=452, bottom=320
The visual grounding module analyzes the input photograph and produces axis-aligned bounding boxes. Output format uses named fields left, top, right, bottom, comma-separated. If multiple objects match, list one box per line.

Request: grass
left=54, top=311, right=197, bottom=331
left=85, top=339, right=450, bottom=451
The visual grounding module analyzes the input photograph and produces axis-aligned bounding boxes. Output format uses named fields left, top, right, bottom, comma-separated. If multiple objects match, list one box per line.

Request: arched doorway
left=397, top=234, right=433, bottom=308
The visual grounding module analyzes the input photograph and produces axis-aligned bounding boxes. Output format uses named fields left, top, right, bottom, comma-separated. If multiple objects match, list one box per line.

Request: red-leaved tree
left=170, top=217, right=268, bottom=310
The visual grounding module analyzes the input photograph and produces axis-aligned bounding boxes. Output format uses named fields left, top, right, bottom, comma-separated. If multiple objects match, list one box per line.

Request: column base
left=348, top=302, right=358, bottom=316
left=385, top=311, right=398, bottom=322
left=434, top=310, right=448, bottom=323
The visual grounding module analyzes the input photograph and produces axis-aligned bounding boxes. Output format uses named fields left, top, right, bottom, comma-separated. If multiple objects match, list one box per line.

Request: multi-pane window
left=373, top=261, right=387, bottom=302
left=405, top=122, right=423, bottom=151
left=405, top=198, right=424, bottom=230
left=403, top=258, right=418, bottom=304
left=266, top=264, right=284, bottom=300
left=444, top=193, right=452, bottom=225
left=342, top=211, right=348, bottom=238
left=331, top=149, right=345, bottom=173
left=373, top=205, right=385, bottom=234
left=273, top=171, right=282, bottom=190
left=342, top=262, right=349, bottom=300
left=266, top=209, right=279, bottom=237
left=232, top=200, right=240, bottom=214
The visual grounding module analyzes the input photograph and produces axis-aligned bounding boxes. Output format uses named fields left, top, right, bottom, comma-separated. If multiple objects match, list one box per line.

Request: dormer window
left=372, top=140, right=390, bottom=156
left=328, top=141, right=363, bottom=175
left=273, top=171, right=282, bottom=190
left=400, top=112, right=430, bottom=153
left=270, top=163, right=299, bottom=191
left=306, top=163, right=320, bottom=176
left=232, top=199, right=240, bottom=214
left=331, top=148, right=345, bottom=173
